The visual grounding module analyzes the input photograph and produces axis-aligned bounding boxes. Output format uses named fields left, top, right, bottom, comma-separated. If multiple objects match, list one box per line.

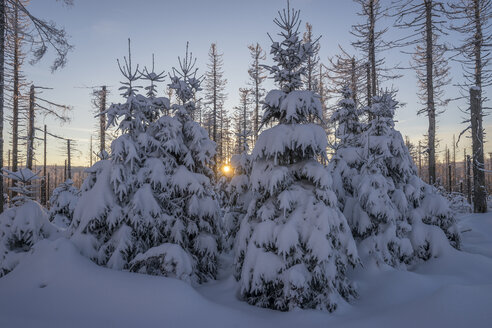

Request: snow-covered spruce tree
left=234, top=4, right=358, bottom=312
left=328, top=86, right=364, bottom=212
left=49, top=179, right=80, bottom=229
left=0, top=168, right=58, bottom=276
left=337, top=92, right=460, bottom=268
left=130, top=43, right=222, bottom=283
left=70, top=40, right=175, bottom=273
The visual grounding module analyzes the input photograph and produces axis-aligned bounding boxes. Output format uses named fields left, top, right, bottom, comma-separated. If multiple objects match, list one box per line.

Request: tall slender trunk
left=254, top=49, right=260, bottom=143
left=41, top=124, right=47, bottom=206
left=26, top=84, right=34, bottom=170
left=12, top=4, right=19, bottom=173
left=368, top=0, right=377, bottom=97
left=466, top=153, right=471, bottom=204
left=212, top=46, right=218, bottom=175
left=425, top=0, right=436, bottom=184
left=469, top=0, right=486, bottom=212
left=366, top=62, right=372, bottom=107
left=418, top=140, right=422, bottom=177
left=46, top=172, right=50, bottom=208
left=67, top=139, right=71, bottom=179
left=0, top=0, right=5, bottom=213
left=470, top=87, right=486, bottom=212
left=452, top=134, right=456, bottom=190
left=100, top=85, right=106, bottom=154
left=350, top=57, right=357, bottom=104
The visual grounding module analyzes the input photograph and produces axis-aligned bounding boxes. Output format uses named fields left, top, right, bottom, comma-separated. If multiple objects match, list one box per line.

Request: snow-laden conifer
left=131, top=43, right=222, bottom=283
left=329, top=86, right=364, bottom=209
left=49, top=179, right=80, bottom=228
left=70, top=40, right=173, bottom=272
left=331, top=92, right=460, bottom=268
left=234, top=4, right=358, bottom=312
left=0, top=169, right=59, bottom=276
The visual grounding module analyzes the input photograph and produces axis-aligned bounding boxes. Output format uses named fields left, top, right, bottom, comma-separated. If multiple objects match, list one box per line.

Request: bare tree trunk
left=351, top=57, right=357, bottom=104
left=41, top=124, right=47, bottom=206
left=67, top=139, right=71, bottom=179
left=489, top=152, right=492, bottom=193
left=425, top=0, right=436, bottom=185
left=100, top=85, right=106, bottom=154
left=418, top=140, right=422, bottom=178
left=366, top=62, right=372, bottom=108
left=212, top=46, right=218, bottom=173
left=466, top=154, right=472, bottom=204
left=470, top=87, right=486, bottom=212
left=26, top=84, right=35, bottom=170
left=447, top=147, right=451, bottom=192
left=12, top=4, right=19, bottom=173
left=89, top=135, right=92, bottom=166
left=254, top=53, right=260, bottom=142
left=6, top=149, right=9, bottom=203
left=64, top=160, right=66, bottom=181
left=0, top=0, right=5, bottom=213
left=54, top=164, right=57, bottom=189
left=452, top=134, right=456, bottom=191
left=368, top=0, right=377, bottom=97
left=46, top=172, right=50, bottom=208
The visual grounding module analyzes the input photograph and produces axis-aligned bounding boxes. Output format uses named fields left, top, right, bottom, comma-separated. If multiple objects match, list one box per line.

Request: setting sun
left=222, top=164, right=232, bottom=175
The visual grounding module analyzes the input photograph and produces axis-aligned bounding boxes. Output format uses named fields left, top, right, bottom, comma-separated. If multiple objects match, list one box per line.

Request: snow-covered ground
left=0, top=211, right=491, bottom=328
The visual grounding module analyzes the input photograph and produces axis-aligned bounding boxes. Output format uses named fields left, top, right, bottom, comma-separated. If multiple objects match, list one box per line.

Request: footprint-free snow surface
left=1, top=211, right=491, bottom=328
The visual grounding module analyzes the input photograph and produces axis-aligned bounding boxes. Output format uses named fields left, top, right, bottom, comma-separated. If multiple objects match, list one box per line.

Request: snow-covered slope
left=0, top=212, right=491, bottom=328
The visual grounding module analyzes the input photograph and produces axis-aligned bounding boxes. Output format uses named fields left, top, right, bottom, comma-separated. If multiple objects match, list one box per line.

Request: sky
left=15, top=0, right=492, bottom=166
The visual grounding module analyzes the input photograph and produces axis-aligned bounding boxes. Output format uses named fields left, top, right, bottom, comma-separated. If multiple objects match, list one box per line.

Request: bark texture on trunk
left=470, top=87, right=487, bottom=213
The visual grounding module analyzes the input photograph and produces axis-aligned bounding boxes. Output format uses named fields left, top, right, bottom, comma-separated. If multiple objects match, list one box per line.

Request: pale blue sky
left=19, top=0, right=491, bottom=166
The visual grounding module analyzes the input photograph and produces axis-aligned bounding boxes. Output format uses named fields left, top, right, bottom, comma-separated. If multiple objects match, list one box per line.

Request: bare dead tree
left=0, top=0, right=73, bottom=212
left=392, top=0, right=451, bottom=185
left=233, top=88, right=252, bottom=154
left=326, top=46, right=365, bottom=106
left=92, top=86, right=108, bottom=155
left=448, top=0, right=491, bottom=212
left=352, top=0, right=399, bottom=102
left=247, top=43, right=267, bottom=143
left=25, top=85, right=70, bottom=170
left=204, top=43, right=227, bottom=172
left=302, top=22, right=320, bottom=91
left=0, top=0, right=4, bottom=211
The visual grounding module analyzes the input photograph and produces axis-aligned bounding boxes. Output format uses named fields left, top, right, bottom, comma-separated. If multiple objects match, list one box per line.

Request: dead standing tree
left=35, top=125, right=76, bottom=204
left=25, top=85, right=70, bottom=170
left=448, top=0, right=491, bottom=213
left=247, top=43, right=266, bottom=143
left=392, top=0, right=452, bottom=185
left=204, top=43, right=227, bottom=174
left=352, top=0, right=400, bottom=107
left=0, top=0, right=73, bottom=213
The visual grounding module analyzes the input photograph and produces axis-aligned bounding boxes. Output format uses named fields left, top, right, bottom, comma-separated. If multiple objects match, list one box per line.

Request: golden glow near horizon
left=222, top=164, right=232, bottom=176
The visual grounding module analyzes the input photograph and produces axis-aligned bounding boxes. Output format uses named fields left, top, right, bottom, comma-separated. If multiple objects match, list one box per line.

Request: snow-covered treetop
left=1, top=168, right=42, bottom=205
left=260, top=3, right=322, bottom=126
left=141, top=54, right=166, bottom=99
left=367, top=92, right=398, bottom=121
left=117, top=39, right=142, bottom=98
left=331, top=86, right=363, bottom=147
left=169, top=42, right=203, bottom=109
left=104, top=40, right=170, bottom=135
left=262, top=89, right=323, bottom=124
left=365, top=92, right=398, bottom=138
left=264, top=1, right=316, bottom=93
left=2, top=168, right=41, bottom=183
